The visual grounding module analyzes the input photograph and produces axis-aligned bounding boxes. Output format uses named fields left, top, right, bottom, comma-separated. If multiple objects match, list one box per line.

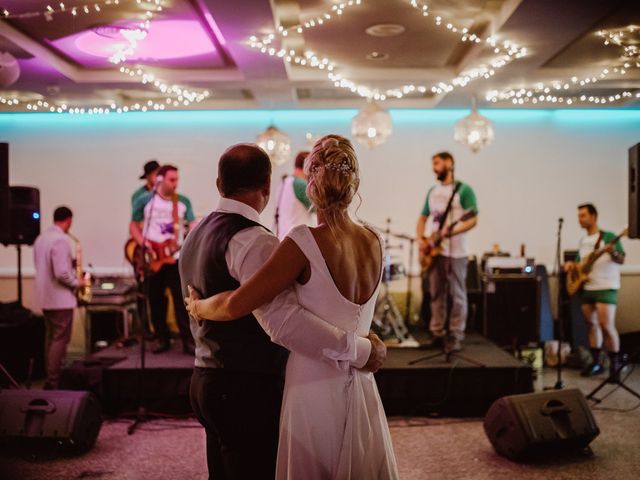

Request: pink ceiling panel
left=51, top=20, right=226, bottom=69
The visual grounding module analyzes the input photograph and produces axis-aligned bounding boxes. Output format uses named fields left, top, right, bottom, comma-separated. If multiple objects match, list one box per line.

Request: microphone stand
left=550, top=218, right=565, bottom=390
left=274, top=174, right=287, bottom=238
left=128, top=181, right=161, bottom=435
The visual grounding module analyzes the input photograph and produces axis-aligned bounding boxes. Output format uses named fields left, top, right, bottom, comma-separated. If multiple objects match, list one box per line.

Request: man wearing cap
left=132, top=160, right=160, bottom=207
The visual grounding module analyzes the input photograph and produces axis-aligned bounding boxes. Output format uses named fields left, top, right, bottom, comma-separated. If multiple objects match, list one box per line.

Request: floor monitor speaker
left=0, top=389, right=102, bottom=455
left=483, top=388, right=599, bottom=461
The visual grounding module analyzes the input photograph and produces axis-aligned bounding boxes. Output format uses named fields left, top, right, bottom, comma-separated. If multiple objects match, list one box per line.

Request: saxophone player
left=33, top=206, right=90, bottom=390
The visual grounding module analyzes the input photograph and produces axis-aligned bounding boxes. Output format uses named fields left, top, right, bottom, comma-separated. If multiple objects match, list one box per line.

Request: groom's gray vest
left=179, top=211, right=287, bottom=374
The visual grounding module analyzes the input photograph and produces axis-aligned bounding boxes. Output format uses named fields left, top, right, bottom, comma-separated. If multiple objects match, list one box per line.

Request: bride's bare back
left=301, top=221, right=382, bottom=305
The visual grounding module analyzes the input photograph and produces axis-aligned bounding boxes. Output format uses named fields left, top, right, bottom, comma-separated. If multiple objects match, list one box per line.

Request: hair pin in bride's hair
left=325, top=160, right=353, bottom=173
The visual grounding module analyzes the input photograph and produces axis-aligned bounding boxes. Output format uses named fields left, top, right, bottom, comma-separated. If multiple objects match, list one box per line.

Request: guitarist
left=416, top=151, right=478, bottom=352
left=130, top=164, right=198, bottom=354
left=564, top=203, right=625, bottom=381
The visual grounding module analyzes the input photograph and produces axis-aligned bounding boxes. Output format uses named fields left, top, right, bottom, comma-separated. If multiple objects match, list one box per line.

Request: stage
left=60, top=333, right=533, bottom=417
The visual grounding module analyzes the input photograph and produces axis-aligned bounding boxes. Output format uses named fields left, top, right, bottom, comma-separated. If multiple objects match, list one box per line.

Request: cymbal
left=360, top=219, right=416, bottom=241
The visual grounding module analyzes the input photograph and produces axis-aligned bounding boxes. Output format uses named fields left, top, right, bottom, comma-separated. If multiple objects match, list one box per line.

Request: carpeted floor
left=1, top=366, right=639, bottom=479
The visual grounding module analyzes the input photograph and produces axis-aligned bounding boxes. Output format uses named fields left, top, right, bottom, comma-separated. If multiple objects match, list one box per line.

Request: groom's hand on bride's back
left=362, top=332, right=387, bottom=373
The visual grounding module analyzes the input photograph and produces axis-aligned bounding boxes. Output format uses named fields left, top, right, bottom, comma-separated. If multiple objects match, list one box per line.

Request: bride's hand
left=185, top=285, right=203, bottom=320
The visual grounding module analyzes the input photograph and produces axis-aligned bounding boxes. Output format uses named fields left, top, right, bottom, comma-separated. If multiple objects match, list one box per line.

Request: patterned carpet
left=1, top=366, right=639, bottom=480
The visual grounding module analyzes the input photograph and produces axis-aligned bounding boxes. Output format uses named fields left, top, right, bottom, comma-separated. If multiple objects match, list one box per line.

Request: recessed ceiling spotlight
left=365, top=24, right=405, bottom=37
left=366, top=51, right=389, bottom=60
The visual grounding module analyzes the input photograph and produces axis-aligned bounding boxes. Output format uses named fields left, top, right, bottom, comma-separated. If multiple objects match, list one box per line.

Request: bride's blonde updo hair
left=304, top=134, right=360, bottom=230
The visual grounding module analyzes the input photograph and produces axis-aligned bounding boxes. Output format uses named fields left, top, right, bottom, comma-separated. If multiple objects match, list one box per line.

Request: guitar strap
left=438, top=181, right=461, bottom=234
left=593, top=231, right=604, bottom=252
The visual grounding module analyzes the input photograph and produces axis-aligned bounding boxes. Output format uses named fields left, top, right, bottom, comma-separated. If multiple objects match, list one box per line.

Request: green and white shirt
left=132, top=191, right=195, bottom=256
left=276, top=176, right=316, bottom=240
left=421, top=180, right=478, bottom=258
left=576, top=230, right=625, bottom=291
left=131, top=185, right=151, bottom=207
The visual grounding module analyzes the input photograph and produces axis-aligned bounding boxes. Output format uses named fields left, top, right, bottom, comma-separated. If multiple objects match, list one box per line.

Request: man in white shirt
left=416, top=151, right=478, bottom=352
left=130, top=164, right=198, bottom=354
left=275, top=150, right=316, bottom=239
left=179, top=144, right=385, bottom=480
left=565, top=203, right=626, bottom=381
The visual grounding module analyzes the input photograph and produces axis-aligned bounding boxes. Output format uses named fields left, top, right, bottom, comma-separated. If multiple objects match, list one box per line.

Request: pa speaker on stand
left=1, top=185, right=40, bottom=306
left=630, top=142, right=640, bottom=239
left=4, top=186, right=40, bottom=246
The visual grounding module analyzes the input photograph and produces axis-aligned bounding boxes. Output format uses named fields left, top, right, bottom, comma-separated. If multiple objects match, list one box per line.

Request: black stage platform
left=60, top=333, right=533, bottom=417
left=376, top=333, right=533, bottom=417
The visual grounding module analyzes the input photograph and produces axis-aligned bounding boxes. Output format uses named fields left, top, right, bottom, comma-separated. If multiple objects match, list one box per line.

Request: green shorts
left=580, top=289, right=618, bottom=305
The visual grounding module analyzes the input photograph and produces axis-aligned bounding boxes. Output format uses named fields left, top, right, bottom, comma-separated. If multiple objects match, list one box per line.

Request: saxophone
left=68, top=232, right=92, bottom=303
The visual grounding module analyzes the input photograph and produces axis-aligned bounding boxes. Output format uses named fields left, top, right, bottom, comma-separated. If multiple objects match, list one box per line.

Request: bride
left=185, top=134, right=398, bottom=479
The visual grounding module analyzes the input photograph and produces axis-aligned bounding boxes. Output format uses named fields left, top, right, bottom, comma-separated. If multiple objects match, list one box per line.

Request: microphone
left=558, top=217, right=564, bottom=225
left=153, top=175, right=164, bottom=192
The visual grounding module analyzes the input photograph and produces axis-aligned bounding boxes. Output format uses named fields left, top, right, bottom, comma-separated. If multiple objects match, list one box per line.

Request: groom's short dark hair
left=218, top=144, right=272, bottom=196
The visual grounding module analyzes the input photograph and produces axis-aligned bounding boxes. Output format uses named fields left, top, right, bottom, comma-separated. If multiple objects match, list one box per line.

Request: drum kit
left=371, top=218, right=419, bottom=347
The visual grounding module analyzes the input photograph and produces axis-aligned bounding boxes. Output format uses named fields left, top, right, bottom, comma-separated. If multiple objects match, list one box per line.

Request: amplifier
left=83, top=277, right=137, bottom=306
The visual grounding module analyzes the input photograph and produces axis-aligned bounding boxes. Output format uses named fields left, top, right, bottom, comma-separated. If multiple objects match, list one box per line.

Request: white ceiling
left=0, top=0, right=638, bottom=112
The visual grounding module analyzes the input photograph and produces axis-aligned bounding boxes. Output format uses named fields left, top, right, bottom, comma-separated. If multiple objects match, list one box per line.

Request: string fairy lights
left=0, top=0, right=164, bottom=21
left=108, top=0, right=164, bottom=64
left=0, top=0, right=210, bottom=114
left=247, top=0, right=528, bottom=101
left=597, top=25, right=640, bottom=68
left=2, top=0, right=118, bottom=21
left=488, top=25, right=640, bottom=106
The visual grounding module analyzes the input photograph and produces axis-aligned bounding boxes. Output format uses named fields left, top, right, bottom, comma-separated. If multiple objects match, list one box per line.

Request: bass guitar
left=419, top=209, right=477, bottom=273
left=565, top=228, right=627, bottom=295
left=124, top=237, right=180, bottom=280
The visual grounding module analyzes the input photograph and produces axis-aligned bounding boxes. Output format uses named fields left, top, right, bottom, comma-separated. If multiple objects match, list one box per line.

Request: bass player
left=415, top=151, right=478, bottom=352
left=564, top=203, right=625, bottom=381
left=130, top=164, right=198, bottom=354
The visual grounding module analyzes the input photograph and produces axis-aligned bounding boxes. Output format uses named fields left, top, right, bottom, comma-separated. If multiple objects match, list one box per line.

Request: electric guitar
left=565, top=228, right=627, bottom=295
left=419, top=209, right=477, bottom=273
left=124, top=237, right=180, bottom=280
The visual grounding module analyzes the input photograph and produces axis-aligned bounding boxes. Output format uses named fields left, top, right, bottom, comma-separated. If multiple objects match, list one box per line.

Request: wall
left=0, top=109, right=639, bottom=331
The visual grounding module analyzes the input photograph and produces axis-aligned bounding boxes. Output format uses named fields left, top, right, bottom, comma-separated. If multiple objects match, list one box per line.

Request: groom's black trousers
left=190, top=367, right=284, bottom=480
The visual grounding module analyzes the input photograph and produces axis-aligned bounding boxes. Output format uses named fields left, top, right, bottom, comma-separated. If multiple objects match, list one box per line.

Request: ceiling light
left=351, top=101, right=392, bottom=149
left=454, top=98, right=494, bottom=153
left=365, top=24, right=405, bottom=37
left=256, top=125, right=291, bottom=166
left=366, top=51, right=389, bottom=61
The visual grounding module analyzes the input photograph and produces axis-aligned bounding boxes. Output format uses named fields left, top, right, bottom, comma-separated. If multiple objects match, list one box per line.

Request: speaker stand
left=16, top=244, right=23, bottom=306
left=586, top=351, right=640, bottom=403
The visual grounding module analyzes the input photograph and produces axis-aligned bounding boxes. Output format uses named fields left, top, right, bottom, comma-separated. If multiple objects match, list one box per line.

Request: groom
left=179, top=143, right=386, bottom=480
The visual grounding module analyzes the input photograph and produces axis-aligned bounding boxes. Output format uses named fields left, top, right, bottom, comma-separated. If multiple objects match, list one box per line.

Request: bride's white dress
left=276, top=225, right=399, bottom=480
